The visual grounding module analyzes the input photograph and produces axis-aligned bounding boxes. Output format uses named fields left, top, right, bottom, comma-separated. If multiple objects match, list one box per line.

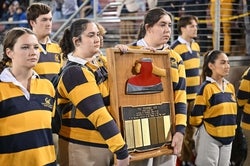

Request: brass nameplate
left=121, top=103, right=171, bottom=152
left=121, top=103, right=170, bottom=120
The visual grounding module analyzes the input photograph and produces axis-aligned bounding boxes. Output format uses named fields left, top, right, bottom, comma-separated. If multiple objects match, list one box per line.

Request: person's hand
left=142, top=46, right=157, bottom=52
left=116, top=156, right=130, bottom=166
left=171, top=132, right=184, bottom=156
left=115, top=44, right=129, bottom=54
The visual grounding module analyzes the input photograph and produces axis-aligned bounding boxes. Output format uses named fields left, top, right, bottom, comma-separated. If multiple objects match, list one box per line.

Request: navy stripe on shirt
left=0, top=129, right=53, bottom=153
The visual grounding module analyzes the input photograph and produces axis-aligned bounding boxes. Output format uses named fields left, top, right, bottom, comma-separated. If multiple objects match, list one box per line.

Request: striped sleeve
left=237, top=67, right=250, bottom=130
left=190, top=82, right=208, bottom=127
left=58, top=65, right=128, bottom=159
left=169, top=49, right=187, bottom=134
left=237, top=67, right=250, bottom=107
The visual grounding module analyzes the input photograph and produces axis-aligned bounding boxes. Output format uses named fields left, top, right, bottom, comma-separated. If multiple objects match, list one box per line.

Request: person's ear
left=72, top=37, right=80, bottom=47
left=145, top=24, right=150, bottom=31
left=208, top=62, right=214, bottom=70
left=6, top=48, right=13, bottom=59
left=75, top=41, right=80, bottom=47
left=29, top=20, right=36, bottom=28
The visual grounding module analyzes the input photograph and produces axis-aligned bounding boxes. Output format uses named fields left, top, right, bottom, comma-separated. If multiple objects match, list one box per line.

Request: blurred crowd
left=0, top=0, right=29, bottom=29
left=0, top=0, right=100, bottom=25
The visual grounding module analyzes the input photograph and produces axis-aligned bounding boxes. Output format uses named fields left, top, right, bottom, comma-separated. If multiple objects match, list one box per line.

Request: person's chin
left=161, top=37, right=169, bottom=42
left=93, top=49, right=100, bottom=54
left=45, top=29, right=51, bottom=34
left=30, top=63, right=38, bottom=68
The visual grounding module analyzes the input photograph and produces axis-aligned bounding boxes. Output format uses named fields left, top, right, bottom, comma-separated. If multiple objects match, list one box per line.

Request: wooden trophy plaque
left=106, top=48, right=175, bottom=161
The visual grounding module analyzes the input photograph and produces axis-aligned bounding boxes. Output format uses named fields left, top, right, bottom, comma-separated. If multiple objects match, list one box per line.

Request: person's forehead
left=85, top=23, right=98, bottom=31
left=158, top=15, right=171, bottom=23
left=37, top=12, right=52, bottom=19
left=217, top=53, right=227, bottom=58
left=16, top=34, right=38, bottom=45
left=188, top=19, right=198, bottom=25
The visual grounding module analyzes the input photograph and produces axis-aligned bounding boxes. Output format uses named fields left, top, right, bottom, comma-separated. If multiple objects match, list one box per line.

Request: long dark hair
left=59, top=18, right=92, bottom=59
left=137, top=7, right=172, bottom=40
left=201, top=50, right=224, bottom=81
left=0, top=27, right=35, bottom=73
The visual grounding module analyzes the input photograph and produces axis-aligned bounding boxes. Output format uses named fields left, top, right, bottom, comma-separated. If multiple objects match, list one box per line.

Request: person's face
left=8, top=4, right=15, bottom=13
left=30, top=12, right=52, bottom=38
left=77, top=22, right=100, bottom=57
left=182, top=19, right=198, bottom=39
left=209, top=53, right=230, bottom=79
left=146, top=14, right=172, bottom=45
left=6, top=33, right=40, bottom=69
left=16, top=8, right=22, bottom=14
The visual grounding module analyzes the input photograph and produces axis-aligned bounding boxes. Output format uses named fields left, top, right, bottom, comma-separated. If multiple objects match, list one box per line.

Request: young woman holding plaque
left=0, top=27, right=56, bottom=165
left=116, top=7, right=187, bottom=166
left=190, top=50, right=237, bottom=166
left=57, top=18, right=129, bottom=166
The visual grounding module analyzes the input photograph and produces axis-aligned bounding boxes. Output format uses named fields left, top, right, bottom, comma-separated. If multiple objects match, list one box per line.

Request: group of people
left=0, top=2, right=250, bottom=166
left=123, top=0, right=250, bottom=57
left=0, top=0, right=28, bottom=29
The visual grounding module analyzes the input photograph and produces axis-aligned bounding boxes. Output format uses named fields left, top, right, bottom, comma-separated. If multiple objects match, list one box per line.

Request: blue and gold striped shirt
left=190, top=77, right=237, bottom=144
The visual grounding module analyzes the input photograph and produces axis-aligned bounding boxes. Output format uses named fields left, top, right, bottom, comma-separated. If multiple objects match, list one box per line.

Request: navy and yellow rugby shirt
left=129, top=40, right=187, bottom=134
left=171, top=37, right=200, bottom=100
left=34, top=40, right=63, bottom=81
left=57, top=54, right=128, bottom=160
left=237, top=67, right=250, bottom=130
left=0, top=68, right=56, bottom=165
left=190, top=77, right=237, bottom=145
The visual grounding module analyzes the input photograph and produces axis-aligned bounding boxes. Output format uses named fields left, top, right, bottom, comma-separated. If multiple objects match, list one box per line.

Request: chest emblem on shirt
left=55, top=54, right=61, bottom=63
left=42, top=97, right=53, bottom=109
left=170, top=57, right=178, bottom=68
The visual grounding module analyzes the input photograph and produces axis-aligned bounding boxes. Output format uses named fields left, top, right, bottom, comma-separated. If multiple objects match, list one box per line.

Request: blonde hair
left=96, top=23, right=107, bottom=36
